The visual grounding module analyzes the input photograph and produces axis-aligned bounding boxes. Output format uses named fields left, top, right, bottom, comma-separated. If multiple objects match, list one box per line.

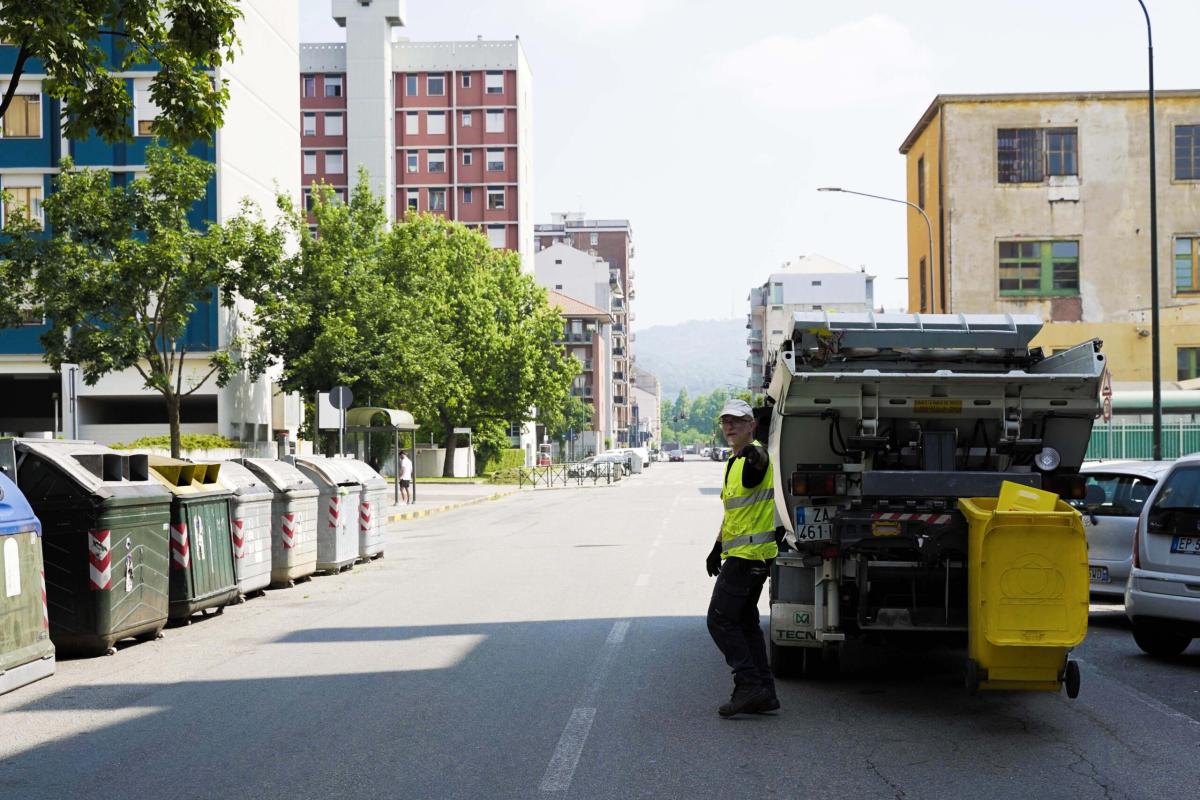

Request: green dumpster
left=0, top=471, right=55, bottom=695
left=148, top=457, right=238, bottom=622
left=6, top=439, right=172, bottom=656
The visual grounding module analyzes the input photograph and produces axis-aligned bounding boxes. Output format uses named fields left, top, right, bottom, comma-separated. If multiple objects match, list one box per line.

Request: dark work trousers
left=707, top=556, right=774, bottom=690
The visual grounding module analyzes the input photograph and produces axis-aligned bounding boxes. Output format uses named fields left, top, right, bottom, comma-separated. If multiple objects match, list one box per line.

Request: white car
left=1075, top=461, right=1171, bottom=598
left=1126, top=455, right=1200, bottom=656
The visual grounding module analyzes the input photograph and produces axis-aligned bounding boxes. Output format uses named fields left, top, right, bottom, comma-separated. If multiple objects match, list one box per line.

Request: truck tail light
left=1132, top=517, right=1141, bottom=569
left=790, top=472, right=846, bottom=497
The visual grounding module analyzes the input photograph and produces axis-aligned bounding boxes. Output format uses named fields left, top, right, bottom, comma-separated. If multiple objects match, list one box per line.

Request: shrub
left=480, top=447, right=525, bottom=475
left=111, top=434, right=242, bottom=451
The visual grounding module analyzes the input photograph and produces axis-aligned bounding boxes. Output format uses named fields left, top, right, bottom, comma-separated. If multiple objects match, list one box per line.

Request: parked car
left=1073, top=461, right=1171, bottom=598
left=593, top=452, right=629, bottom=475
left=1126, top=455, right=1200, bottom=656
left=669, top=450, right=685, bottom=462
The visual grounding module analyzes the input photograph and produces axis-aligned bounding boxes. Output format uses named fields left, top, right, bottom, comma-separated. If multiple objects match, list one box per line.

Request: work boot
left=718, top=680, right=770, bottom=718
left=753, top=689, right=781, bottom=714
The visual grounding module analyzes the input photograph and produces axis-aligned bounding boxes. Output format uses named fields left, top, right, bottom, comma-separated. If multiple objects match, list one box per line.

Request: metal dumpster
left=0, top=471, right=55, bottom=694
left=336, top=458, right=388, bottom=561
left=6, top=439, right=172, bottom=656
left=239, top=458, right=319, bottom=588
left=959, top=495, right=1089, bottom=698
left=148, top=458, right=239, bottom=622
left=213, top=461, right=273, bottom=598
left=291, top=455, right=359, bottom=573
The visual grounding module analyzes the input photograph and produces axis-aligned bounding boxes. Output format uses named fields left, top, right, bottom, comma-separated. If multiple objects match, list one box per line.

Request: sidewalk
left=383, top=480, right=522, bottom=522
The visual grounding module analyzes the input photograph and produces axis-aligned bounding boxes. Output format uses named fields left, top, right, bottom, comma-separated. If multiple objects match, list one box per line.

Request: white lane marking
left=1076, top=658, right=1200, bottom=729
left=635, top=573, right=651, bottom=587
left=539, top=619, right=630, bottom=793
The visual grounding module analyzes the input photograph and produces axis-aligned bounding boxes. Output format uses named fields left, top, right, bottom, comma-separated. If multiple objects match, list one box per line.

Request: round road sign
left=329, top=385, right=354, bottom=410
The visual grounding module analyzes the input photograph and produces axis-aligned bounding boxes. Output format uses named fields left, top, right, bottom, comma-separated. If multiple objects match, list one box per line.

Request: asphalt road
left=2, top=458, right=1198, bottom=800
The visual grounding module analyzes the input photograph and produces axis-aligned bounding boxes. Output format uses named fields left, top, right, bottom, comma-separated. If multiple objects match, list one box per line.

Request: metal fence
left=1086, top=421, right=1200, bottom=461
left=516, top=461, right=623, bottom=488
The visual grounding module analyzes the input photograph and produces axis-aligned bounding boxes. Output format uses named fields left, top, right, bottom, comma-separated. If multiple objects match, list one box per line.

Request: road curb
left=385, top=487, right=520, bottom=522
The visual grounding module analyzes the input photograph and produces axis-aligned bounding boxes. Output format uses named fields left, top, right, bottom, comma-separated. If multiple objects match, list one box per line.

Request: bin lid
left=0, top=472, right=40, bottom=536
left=332, top=457, right=388, bottom=489
left=213, top=460, right=273, bottom=498
left=148, top=456, right=232, bottom=498
left=14, top=439, right=171, bottom=502
left=240, top=458, right=318, bottom=494
left=291, top=455, right=362, bottom=488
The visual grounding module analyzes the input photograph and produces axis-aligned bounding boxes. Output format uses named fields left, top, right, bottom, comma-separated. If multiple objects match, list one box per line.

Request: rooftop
left=546, top=289, right=613, bottom=322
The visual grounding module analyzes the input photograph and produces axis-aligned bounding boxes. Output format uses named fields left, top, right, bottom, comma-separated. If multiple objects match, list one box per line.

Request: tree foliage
left=0, top=146, right=283, bottom=457
left=0, top=0, right=242, bottom=146
left=660, top=386, right=753, bottom=447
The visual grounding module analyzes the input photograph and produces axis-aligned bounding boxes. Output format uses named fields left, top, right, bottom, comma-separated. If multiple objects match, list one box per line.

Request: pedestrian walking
left=705, top=398, right=779, bottom=717
left=398, top=449, right=413, bottom=505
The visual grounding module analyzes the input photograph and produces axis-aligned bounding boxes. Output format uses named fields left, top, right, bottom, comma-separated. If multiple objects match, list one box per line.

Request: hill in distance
left=634, top=318, right=748, bottom=400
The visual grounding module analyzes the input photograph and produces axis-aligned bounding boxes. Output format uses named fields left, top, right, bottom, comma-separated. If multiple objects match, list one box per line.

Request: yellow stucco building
left=899, top=91, right=1200, bottom=383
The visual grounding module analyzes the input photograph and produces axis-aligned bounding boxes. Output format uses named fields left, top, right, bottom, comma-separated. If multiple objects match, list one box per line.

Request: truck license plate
left=1170, top=536, right=1200, bottom=555
left=795, top=506, right=838, bottom=542
left=1089, top=565, right=1109, bottom=583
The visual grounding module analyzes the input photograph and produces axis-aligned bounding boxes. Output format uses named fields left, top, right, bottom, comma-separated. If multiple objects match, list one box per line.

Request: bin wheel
left=215, top=606, right=225, bottom=616
left=105, top=646, right=117, bottom=656
left=965, top=659, right=981, bottom=696
left=235, top=594, right=246, bottom=605
left=1064, top=660, right=1081, bottom=699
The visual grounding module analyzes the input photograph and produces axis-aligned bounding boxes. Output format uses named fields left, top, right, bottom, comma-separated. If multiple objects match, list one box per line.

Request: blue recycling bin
left=0, top=472, right=55, bottom=695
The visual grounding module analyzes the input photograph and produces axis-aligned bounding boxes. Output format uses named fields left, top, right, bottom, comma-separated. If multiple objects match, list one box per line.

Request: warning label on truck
left=914, top=399, right=963, bottom=414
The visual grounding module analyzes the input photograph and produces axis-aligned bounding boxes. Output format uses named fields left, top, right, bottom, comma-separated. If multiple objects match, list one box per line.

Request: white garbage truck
left=763, top=312, right=1105, bottom=677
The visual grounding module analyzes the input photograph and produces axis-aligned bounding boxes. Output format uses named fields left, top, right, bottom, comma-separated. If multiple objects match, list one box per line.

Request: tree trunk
left=440, top=411, right=457, bottom=478
left=166, top=391, right=182, bottom=459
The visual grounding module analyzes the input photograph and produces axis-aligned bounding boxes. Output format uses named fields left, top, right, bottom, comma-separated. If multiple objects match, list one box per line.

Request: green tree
left=542, top=395, right=594, bottom=460
left=0, top=0, right=243, bottom=146
left=0, top=146, right=283, bottom=457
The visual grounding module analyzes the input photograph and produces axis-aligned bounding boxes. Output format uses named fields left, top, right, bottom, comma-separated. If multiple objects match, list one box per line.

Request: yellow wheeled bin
left=959, top=493, right=1089, bottom=698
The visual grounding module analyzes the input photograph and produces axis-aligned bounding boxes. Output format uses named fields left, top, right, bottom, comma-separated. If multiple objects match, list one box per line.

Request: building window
left=1176, top=237, right=1200, bottom=293
left=406, top=151, right=419, bottom=173
left=333, top=188, right=347, bottom=205
left=590, top=232, right=598, bottom=246
left=1179, top=348, right=1200, bottom=380
left=486, top=149, right=505, bottom=171
left=485, top=71, right=504, bottom=94
left=303, top=152, right=317, bottom=174
left=463, top=150, right=473, bottom=166
left=325, top=152, right=345, bottom=174
left=427, top=112, right=446, bottom=135
left=487, top=225, right=507, bottom=248
left=2, top=184, right=42, bottom=227
left=463, top=188, right=473, bottom=204
left=406, top=188, right=419, bottom=211
left=461, top=111, right=472, bottom=127
left=133, top=78, right=160, bottom=136
left=485, top=110, right=505, bottom=133
left=302, top=113, right=317, bottom=136
left=302, top=75, right=316, bottom=97
left=405, top=112, right=419, bottom=135
left=1, top=94, right=40, bottom=138
left=997, top=127, right=1078, bottom=183
left=427, top=150, right=446, bottom=173
left=998, top=241, right=1079, bottom=297
left=1177, top=125, right=1200, bottom=181
left=769, top=283, right=783, bottom=304
left=427, top=74, right=445, bottom=97
left=405, top=74, right=418, bottom=96
left=917, top=156, right=926, bottom=209
left=324, top=75, right=343, bottom=97
left=811, top=280, right=822, bottom=286
left=428, top=188, right=446, bottom=211
left=323, top=113, right=343, bottom=137
left=487, top=187, right=505, bottom=210
left=462, top=73, right=472, bottom=89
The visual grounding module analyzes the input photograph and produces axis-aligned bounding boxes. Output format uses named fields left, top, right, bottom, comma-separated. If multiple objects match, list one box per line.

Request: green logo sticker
left=794, top=612, right=811, bottom=626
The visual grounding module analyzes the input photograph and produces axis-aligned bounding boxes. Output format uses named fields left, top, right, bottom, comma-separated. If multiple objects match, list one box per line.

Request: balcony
left=570, top=386, right=594, bottom=398
left=747, top=329, right=762, bottom=343
left=612, top=323, right=625, bottom=334
left=611, top=298, right=626, bottom=311
left=612, top=347, right=625, bottom=356
left=562, top=331, right=594, bottom=344
left=614, top=395, right=627, bottom=405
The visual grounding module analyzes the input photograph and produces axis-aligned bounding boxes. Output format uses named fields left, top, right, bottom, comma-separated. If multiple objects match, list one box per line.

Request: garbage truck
left=763, top=312, right=1104, bottom=689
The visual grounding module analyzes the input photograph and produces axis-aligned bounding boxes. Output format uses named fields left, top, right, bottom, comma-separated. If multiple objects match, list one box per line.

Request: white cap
left=719, top=399, right=754, bottom=419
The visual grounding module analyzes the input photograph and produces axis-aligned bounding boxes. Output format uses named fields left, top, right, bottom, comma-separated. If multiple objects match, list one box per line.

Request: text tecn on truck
left=764, top=312, right=1103, bottom=694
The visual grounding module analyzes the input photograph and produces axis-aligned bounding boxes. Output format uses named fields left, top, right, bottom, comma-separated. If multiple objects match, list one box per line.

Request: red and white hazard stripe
left=871, top=512, right=953, bottom=525
left=40, top=569, right=49, bottom=628
left=327, top=496, right=341, bottom=531
left=281, top=512, right=296, bottom=549
left=359, top=501, right=372, bottom=533
left=170, top=522, right=190, bottom=570
left=88, top=529, right=112, bottom=590
left=231, top=518, right=246, bottom=559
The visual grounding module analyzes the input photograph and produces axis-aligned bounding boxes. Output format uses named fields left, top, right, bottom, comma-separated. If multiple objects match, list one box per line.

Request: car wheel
left=1131, top=621, right=1193, bottom=658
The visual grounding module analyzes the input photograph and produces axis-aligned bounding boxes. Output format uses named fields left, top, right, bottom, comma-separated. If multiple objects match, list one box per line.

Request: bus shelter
left=345, top=407, right=420, bottom=505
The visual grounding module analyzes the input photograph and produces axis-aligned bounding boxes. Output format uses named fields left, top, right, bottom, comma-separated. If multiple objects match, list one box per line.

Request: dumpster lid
left=240, top=458, right=317, bottom=494
left=331, top=456, right=388, bottom=488
left=0, top=472, right=40, bottom=536
left=12, top=439, right=170, bottom=501
left=213, top=460, right=273, bottom=497
left=291, top=455, right=361, bottom=487
left=148, top=456, right=231, bottom=498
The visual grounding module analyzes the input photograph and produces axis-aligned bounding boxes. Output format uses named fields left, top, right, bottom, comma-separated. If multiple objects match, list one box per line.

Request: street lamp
left=818, top=186, right=937, bottom=313
left=1135, top=0, right=1163, bottom=460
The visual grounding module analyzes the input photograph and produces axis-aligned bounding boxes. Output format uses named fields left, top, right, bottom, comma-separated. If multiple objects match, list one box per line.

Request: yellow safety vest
left=720, top=441, right=778, bottom=561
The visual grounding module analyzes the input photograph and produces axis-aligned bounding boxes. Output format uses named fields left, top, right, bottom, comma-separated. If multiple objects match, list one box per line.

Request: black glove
left=706, top=541, right=723, bottom=577
left=739, top=443, right=768, bottom=471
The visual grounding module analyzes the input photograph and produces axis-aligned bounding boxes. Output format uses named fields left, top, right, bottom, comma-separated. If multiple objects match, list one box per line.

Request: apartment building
left=302, top=1, right=534, bottom=270
left=0, top=2, right=301, bottom=444
left=746, top=255, right=875, bottom=390
left=631, top=367, right=662, bottom=449
left=535, top=213, right=636, bottom=444
left=545, top=290, right=613, bottom=456
left=900, top=91, right=1200, bottom=381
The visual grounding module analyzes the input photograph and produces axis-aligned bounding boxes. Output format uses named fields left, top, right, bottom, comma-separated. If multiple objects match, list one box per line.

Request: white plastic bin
left=240, top=458, right=319, bottom=587
left=336, top=458, right=389, bottom=560
left=291, top=456, right=360, bottom=574
left=213, top=461, right=274, bottom=597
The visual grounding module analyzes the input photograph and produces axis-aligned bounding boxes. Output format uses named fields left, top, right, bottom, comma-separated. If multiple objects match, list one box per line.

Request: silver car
left=1076, top=461, right=1171, bottom=598
left=1126, top=455, right=1200, bottom=657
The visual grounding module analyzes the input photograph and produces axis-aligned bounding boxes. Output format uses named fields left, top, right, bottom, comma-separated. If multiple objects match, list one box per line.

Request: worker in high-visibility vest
left=705, top=398, right=780, bottom=717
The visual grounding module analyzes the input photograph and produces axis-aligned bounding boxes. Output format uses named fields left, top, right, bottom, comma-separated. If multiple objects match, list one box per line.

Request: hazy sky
left=299, top=0, right=1200, bottom=328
